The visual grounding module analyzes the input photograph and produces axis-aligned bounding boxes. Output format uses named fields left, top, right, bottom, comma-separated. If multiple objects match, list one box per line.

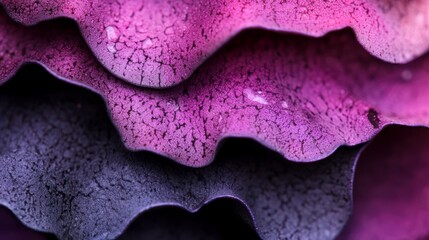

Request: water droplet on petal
left=281, top=101, right=289, bottom=109
left=243, top=88, right=268, bottom=105
left=107, top=44, right=117, bottom=53
left=105, top=25, right=120, bottom=42
left=105, top=25, right=120, bottom=53
left=142, top=39, right=153, bottom=49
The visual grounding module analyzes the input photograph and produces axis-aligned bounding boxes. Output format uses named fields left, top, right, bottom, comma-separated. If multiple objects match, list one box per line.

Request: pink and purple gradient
left=1, top=0, right=428, bottom=87
left=0, top=1, right=428, bottom=238
left=0, top=71, right=359, bottom=239
left=1, top=11, right=429, bottom=166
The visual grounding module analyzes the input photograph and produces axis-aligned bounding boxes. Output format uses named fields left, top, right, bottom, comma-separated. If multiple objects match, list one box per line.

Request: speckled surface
left=1, top=11, right=429, bottom=165
left=0, top=66, right=359, bottom=240
left=1, top=0, right=428, bottom=87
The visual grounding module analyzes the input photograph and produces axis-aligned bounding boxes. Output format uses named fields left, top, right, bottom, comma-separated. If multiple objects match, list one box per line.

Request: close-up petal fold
left=1, top=0, right=428, bottom=87
left=0, top=1, right=428, bottom=239
left=1, top=9, right=429, bottom=165
left=0, top=67, right=359, bottom=239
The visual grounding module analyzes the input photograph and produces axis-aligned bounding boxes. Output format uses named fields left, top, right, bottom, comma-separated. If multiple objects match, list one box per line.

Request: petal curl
left=0, top=65, right=359, bottom=240
left=1, top=0, right=428, bottom=87
left=1, top=11, right=429, bottom=165
left=117, top=200, right=259, bottom=240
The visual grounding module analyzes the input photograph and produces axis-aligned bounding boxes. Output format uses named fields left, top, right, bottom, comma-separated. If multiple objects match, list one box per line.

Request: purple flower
left=0, top=1, right=428, bottom=239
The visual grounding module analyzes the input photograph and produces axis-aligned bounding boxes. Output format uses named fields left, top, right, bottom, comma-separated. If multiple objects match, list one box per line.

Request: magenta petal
left=1, top=0, right=428, bottom=87
left=1, top=12, right=429, bottom=166
left=0, top=69, right=359, bottom=239
left=338, top=126, right=429, bottom=240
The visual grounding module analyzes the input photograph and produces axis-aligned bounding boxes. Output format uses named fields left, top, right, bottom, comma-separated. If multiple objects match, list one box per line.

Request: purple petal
left=1, top=12, right=429, bottom=166
left=0, top=66, right=360, bottom=239
left=338, top=126, right=429, bottom=240
left=1, top=0, right=428, bottom=87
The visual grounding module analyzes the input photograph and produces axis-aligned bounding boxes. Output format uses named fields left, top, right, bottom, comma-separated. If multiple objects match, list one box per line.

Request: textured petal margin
left=1, top=11, right=429, bottom=166
left=0, top=201, right=259, bottom=240
left=1, top=0, right=428, bottom=87
left=0, top=69, right=359, bottom=240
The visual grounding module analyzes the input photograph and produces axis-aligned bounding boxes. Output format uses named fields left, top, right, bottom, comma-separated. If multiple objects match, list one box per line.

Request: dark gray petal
left=0, top=66, right=360, bottom=240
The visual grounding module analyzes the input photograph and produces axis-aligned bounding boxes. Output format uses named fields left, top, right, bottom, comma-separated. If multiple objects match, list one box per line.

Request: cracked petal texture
left=0, top=67, right=359, bottom=240
left=0, top=1, right=428, bottom=239
left=1, top=0, right=428, bottom=87
left=1, top=10, right=429, bottom=165
left=0, top=198, right=260, bottom=240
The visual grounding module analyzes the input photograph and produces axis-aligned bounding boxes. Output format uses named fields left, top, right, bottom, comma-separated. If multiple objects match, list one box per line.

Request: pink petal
left=1, top=12, right=429, bottom=166
left=338, top=126, right=429, bottom=240
left=1, top=0, right=428, bottom=87
left=0, top=67, right=360, bottom=239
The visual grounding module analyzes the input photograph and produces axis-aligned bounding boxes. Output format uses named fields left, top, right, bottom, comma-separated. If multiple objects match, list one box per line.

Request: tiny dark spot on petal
left=367, top=108, right=380, bottom=128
